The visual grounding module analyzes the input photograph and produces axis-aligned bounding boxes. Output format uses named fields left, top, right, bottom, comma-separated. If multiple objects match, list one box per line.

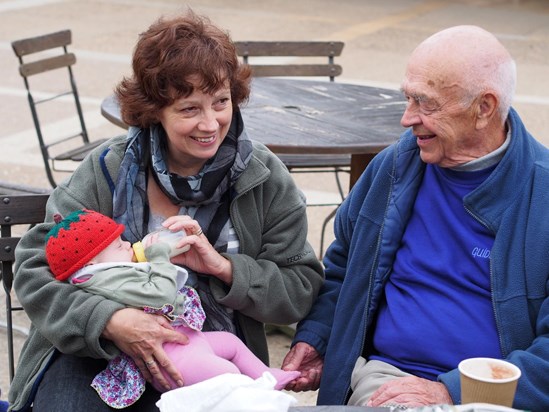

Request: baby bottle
left=132, top=228, right=190, bottom=263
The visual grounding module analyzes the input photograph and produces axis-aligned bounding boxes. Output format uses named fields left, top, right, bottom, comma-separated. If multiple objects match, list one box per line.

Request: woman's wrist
left=101, top=308, right=129, bottom=340
left=215, top=256, right=233, bottom=285
left=101, top=310, right=120, bottom=340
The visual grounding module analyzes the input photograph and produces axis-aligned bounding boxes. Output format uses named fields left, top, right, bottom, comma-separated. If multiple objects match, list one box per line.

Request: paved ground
left=1, top=0, right=548, bottom=407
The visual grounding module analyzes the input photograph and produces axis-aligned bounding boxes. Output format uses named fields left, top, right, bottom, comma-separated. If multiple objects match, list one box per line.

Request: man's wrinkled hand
left=281, top=342, right=323, bottom=392
left=367, top=376, right=453, bottom=407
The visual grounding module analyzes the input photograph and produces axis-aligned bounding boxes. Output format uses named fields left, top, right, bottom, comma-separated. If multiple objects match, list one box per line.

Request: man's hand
left=367, top=376, right=453, bottom=407
left=281, top=342, right=323, bottom=392
left=102, top=308, right=188, bottom=391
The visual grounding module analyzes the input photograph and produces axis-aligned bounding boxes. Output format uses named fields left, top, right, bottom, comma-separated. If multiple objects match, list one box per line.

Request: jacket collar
left=464, top=107, right=536, bottom=232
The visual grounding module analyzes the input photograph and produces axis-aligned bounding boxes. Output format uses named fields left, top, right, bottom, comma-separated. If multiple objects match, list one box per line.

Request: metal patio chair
left=235, top=41, right=348, bottom=255
left=11, top=30, right=108, bottom=188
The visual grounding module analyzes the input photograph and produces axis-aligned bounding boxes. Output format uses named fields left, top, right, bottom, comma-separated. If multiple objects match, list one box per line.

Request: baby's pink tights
left=154, top=326, right=300, bottom=391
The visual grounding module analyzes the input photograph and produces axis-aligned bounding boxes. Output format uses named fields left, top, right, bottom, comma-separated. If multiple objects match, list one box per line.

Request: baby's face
left=93, top=236, right=134, bottom=263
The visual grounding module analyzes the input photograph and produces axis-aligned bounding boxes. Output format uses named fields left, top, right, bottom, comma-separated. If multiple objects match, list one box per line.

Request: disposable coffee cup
left=458, top=357, right=521, bottom=407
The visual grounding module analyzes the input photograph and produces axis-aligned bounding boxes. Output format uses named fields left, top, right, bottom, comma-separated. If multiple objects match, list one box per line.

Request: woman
left=9, top=10, right=323, bottom=411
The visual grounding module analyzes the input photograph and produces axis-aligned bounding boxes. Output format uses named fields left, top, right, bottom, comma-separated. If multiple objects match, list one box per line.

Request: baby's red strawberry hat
left=45, top=209, right=125, bottom=281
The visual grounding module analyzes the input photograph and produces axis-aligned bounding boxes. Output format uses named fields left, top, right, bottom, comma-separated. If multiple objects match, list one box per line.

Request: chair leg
left=5, top=294, right=15, bottom=382
left=333, top=168, right=347, bottom=202
left=44, top=161, right=58, bottom=189
left=285, top=165, right=348, bottom=258
left=319, top=206, right=339, bottom=259
left=317, top=168, right=348, bottom=258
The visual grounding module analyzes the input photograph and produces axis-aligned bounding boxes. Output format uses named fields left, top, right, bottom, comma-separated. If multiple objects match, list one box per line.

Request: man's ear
left=475, top=92, right=498, bottom=130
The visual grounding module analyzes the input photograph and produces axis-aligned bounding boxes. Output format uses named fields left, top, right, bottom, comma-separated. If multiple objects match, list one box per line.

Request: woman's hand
left=281, top=342, right=324, bottom=392
left=102, top=307, right=188, bottom=390
left=162, top=215, right=233, bottom=284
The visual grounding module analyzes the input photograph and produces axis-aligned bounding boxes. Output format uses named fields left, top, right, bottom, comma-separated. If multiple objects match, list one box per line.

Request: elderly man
left=282, top=25, right=549, bottom=412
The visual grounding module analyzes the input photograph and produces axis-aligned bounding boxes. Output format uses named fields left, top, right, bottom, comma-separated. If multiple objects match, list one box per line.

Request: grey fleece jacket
left=9, top=134, right=324, bottom=411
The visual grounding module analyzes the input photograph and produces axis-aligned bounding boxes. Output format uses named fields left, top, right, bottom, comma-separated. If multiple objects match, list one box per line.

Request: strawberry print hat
left=45, top=209, right=125, bottom=281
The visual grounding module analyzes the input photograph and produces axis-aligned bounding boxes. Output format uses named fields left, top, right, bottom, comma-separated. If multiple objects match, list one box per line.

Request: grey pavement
left=1, top=0, right=548, bottom=406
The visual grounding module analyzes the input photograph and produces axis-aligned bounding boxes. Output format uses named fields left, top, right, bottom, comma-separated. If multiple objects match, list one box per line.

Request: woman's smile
left=190, top=135, right=217, bottom=144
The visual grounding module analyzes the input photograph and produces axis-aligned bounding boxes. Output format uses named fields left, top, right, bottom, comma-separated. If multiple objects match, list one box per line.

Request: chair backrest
left=11, top=30, right=99, bottom=188
left=0, top=194, right=49, bottom=382
left=234, top=41, right=344, bottom=81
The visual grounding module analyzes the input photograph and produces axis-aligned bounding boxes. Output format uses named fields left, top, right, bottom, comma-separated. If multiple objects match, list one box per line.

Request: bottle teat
left=132, top=228, right=190, bottom=263
left=132, top=241, right=147, bottom=263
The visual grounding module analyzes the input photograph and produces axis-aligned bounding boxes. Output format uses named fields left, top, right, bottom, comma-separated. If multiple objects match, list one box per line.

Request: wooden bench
left=0, top=180, right=51, bottom=196
left=1, top=194, right=49, bottom=382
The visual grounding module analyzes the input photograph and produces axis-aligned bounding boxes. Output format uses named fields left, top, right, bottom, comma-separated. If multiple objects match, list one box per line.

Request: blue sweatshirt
left=371, top=164, right=501, bottom=379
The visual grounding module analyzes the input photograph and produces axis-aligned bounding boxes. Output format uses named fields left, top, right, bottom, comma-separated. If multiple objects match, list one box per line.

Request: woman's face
left=158, top=79, right=233, bottom=176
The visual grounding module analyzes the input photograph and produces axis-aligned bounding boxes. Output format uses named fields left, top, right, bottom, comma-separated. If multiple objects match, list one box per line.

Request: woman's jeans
left=33, top=353, right=161, bottom=411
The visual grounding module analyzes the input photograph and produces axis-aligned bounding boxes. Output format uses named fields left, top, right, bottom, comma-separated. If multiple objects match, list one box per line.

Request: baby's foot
left=268, top=368, right=301, bottom=390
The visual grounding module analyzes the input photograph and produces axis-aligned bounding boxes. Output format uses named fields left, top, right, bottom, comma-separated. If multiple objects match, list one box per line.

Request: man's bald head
left=408, top=25, right=516, bottom=121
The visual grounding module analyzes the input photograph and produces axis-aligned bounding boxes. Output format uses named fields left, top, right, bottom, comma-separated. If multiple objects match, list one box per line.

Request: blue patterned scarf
left=112, top=111, right=252, bottom=332
left=112, top=111, right=252, bottom=246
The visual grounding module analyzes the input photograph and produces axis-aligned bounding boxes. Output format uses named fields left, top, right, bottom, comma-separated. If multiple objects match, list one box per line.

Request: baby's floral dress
left=91, top=286, right=206, bottom=408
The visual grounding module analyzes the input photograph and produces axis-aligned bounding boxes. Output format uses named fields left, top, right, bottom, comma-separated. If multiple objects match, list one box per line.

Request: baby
left=45, top=209, right=300, bottom=408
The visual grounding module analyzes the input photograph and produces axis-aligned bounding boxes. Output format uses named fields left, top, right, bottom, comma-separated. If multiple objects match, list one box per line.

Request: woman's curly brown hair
left=115, top=10, right=252, bottom=128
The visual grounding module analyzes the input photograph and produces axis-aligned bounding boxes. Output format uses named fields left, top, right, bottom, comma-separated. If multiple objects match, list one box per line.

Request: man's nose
left=400, top=104, right=421, bottom=128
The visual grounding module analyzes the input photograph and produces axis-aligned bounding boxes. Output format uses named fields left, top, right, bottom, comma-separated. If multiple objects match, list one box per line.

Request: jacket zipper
left=463, top=205, right=506, bottom=357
